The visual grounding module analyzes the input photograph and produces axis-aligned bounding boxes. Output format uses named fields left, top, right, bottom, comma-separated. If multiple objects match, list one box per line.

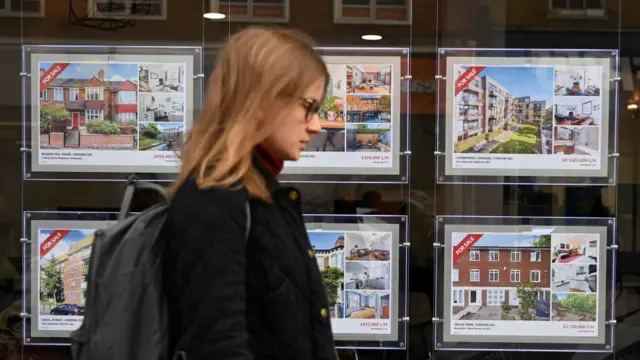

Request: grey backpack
left=70, top=180, right=250, bottom=360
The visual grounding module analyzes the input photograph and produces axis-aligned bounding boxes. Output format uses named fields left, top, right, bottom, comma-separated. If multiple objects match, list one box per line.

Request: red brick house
left=39, top=68, right=138, bottom=129
left=452, top=243, right=551, bottom=308
left=62, top=234, right=94, bottom=306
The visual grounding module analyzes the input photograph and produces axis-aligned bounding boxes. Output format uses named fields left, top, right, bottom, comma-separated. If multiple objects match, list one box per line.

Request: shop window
left=548, top=0, right=605, bottom=18
left=335, top=0, right=411, bottom=25
left=88, top=0, right=167, bottom=20
left=210, top=0, right=289, bottom=23
left=0, top=0, right=44, bottom=17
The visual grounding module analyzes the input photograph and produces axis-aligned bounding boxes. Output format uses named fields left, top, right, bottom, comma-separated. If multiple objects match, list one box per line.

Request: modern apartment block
left=62, top=234, right=94, bottom=306
left=455, top=70, right=546, bottom=141
left=515, top=96, right=546, bottom=123
left=452, top=246, right=551, bottom=308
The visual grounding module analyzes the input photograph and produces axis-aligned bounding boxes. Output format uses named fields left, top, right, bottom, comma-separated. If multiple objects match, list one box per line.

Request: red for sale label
left=452, top=234, right=483, bottom=263
left=454, top=66, right=485, bottom=96
left=40, top=230, right=71, bottom=259
left=40, top=63, right=70, bottom=91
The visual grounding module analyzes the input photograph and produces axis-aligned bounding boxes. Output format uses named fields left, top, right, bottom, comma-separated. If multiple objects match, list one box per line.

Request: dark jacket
left=161, top=155, right=337, bottom=360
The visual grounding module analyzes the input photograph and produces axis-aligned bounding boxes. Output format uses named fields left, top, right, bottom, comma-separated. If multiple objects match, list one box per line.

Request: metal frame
left=433, top=215, right=617, bottom=353
left=435, top=47, right=619, bottom=186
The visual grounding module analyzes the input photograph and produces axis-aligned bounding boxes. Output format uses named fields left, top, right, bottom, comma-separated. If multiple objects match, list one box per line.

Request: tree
left=40, top=104, right=70, bottom=134
left=378, top=95, right=391, bottom=113
left=141, top=123, right=160, bottom=139
left=532, top=235, right=551, bottom=248
left=561, top=294, right=596, bottom=316
left=41, top=259, right=64, bottom=303
left=320, top=267, right=344, bottom=306
left=515, top=282, right=540, bottom=320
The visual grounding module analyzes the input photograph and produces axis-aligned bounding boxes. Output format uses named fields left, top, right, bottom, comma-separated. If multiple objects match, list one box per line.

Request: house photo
left=553, top=126, right=599, bottom=155
left=38, top=62, right=138, bottom=150
left=552, top=264, right=597, bottom=293
left=345, top=231, right=391, bottom=261
left=139, top=63, right=185, bottom=93
left=344, top=261, right=390, bottom=291
left=308, top=231, right=345, bottom=318
left=554, top=97, right=601, bottom=126
left=346, top=95, right=391, bottom=123
left=347, top=64, right=392, bottom=95
left=453, top=66, right=553, bottom=155
left=139, top=122, right=184, bottom=151
left=344, top=290, right=390, bottom=319
left=551, top=234, right=598, bottom=264
left=451, top=233, right=551, bottom=321
left=346, top=123, right=391, bottom=152
left=554, top=66, right=602, bottom=96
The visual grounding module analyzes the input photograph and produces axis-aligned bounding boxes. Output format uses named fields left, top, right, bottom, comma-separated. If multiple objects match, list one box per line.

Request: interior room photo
left=344, top=290, right=391, bottom=319
left=553, top=126, right=600, bottom=155
left=554, top=66, right=602, bottom=96
left=554, top=100, right=600, bottom=126
left=344, top=262, right=390, bottom=291
left=552, top=264, right=598, bottom=293
left=346, top=231, right=391, bottom=261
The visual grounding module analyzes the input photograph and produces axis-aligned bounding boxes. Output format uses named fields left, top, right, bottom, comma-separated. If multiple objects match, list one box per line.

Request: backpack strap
left=119, top=180, right=169, bottom=221
left=244, top=201, right=251, bottom=242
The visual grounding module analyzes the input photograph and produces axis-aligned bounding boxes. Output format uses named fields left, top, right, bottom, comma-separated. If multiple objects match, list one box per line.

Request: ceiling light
left=627, top=103, right=638, bottom=110
left=203, top=12, right=226, bottom=20
left=361, top=34, right=382, bottom=41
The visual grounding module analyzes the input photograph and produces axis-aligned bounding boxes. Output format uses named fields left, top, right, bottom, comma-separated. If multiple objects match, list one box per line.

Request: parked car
left=50, top=304, right=84, bottom=316
left=534, top=298, right=550, bottom=318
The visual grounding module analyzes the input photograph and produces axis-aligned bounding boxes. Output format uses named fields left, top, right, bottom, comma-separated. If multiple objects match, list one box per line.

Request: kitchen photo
left=552, top=264, right=597, bottom=293
left=552, top=126, right=599, bottom=156
left=139, top=93, right=185, bottom=122
left=344, top=261, right=390, bottom=291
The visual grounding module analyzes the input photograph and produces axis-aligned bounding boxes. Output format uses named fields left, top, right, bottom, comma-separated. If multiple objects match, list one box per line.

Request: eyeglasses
left=300, top=97, right=321, bottom=121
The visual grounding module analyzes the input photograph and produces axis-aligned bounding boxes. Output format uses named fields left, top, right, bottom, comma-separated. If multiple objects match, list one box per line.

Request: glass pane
left=11, top=0, right=40, bottom=12
left=568, top=0, right=585, bottom=9
left=551, top=0, right=567, bottom=9
left=375, top=0, right=406, bottom=6
left=343, top=0, right=371, bottom=6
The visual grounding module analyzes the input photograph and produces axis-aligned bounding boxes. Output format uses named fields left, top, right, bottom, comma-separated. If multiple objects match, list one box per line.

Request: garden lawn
left=455, top=130, right=503, bottom=153
left=491, top=124, right=538, bottom=154
left=139, top=138, right=159, bottom=149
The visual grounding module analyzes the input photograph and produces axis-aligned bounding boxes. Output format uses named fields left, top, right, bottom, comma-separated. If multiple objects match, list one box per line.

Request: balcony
left=488, top=90, right=497, bottom=97
left=459, top=113, right=481, bottom=121
left=82, top=266, right=89, bottom=275
left=81, top=281, right=87, bottom=290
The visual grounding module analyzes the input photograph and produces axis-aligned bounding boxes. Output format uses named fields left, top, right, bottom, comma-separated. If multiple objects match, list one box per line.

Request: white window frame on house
left=85, top=87, right=104, bottom=101
left=71, top=279, right=76, bottom=286
left=510, top=270, right=521, bottom=283
left=452, top=269, right=459, bottom=282
left=39, top=90, right=47, bottom=100
left=0, top=0, right=45, bottom=17
left=548, top=0, right=605, bottom=18
left=210, top=0, right=290, bottom=23
left=53, top=87, right=64, bottom=101
left=469, top=249, right=480, bottom=261
left=511, top=250, right=521, bottom=262
left=530, top=270, right=541, bottom=283
left=489, top=249, right=499, bottom=262
left=117, top=90, right=137, bottom=104
left=86, top=109, right=104, bottom=121
left=334, top=0, right=412, bottom=25
left=87, top=0, right=167, bottom=20
left=117, top=112, right=137, bottom=122
left=489, top=269, right=499, bottom=282
left=69, top=88, right=80, bottom=101
left=470, top=269, right=480, bottom=282
left=71, top=266, right=76, bottom=273
left=530, top=250, right=542, bottom=262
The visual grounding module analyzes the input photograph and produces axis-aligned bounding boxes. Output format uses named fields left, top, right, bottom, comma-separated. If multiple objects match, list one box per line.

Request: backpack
left=70, top=179, right=251, bottom=360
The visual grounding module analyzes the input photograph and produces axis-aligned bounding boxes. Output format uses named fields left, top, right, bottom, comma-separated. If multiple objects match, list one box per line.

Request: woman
left=161, top=26, right=337, bottom=360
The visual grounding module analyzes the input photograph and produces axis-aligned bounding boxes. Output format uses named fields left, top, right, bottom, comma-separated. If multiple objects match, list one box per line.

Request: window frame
left=530, top=270, right=541, bottom=283
left=547, top=0, right=605, bottom=18
left=0, top=0, right=45, bottom=17
left=510, top=270, right=521, bottom=283
left=489, top=269, right=499, bottom=283
left=53, top=87, right=64, bottom=101
left=85, top=87, right=104, bottom=101
left=117, top=90, right=137, bottom=104
left=69, top=88, right=80, bottom=101
left=469, top=249, right=480, bottom=261
left=530, top=250, right=542, bottom=262
left=510, top=249, right=521, bottom=262
left=470, top=269, right=480, bottom=282
left=488, top=249, right=499, bottom=262
left=334, top=0, right=412, bottom=25
left=88, top=0, right=167, bottom=21
left=210, top=0, right=290, bottom=23
left=86, top=109, right=105, bottom=121
left=452, top=269, right=459, bottom=282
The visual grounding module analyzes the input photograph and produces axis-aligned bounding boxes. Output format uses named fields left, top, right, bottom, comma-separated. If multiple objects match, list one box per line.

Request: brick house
left=39, top=68, right=138, bottom=129
left=61, top=234, right=94, bottom=306
left=453, top=243, right=551, bottom=308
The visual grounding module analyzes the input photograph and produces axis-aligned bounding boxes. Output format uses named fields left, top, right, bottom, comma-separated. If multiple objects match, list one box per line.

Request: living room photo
left=345, top=231, right=391, bottom=261
left=553, top=96, right=601, bottom=126
left=554, top=65, right=602, bottom=96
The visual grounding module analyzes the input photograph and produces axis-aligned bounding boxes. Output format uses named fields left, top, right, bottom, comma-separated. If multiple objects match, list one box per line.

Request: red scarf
left=254, top=145, right=283, bottom=175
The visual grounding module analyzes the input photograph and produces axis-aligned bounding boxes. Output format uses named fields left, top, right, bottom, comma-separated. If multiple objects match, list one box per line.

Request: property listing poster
left=305, top=219, right=402, bottom=342
left=444, top=224, right=608, bottom=345
left=30, top=52, right=196, bottom=173
left=283, top=55, right=403, bottom=177
left=444, top=55, right=611, bottom=178
left=29, top=220, right=112, bottom=338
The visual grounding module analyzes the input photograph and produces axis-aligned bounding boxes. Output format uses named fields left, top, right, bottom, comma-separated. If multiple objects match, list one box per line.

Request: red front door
left=72, top=112, right=80, bottom=128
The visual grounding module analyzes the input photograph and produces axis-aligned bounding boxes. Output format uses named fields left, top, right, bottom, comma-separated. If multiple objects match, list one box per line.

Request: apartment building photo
left=452, top=234, right=551, bottom=320
left=61, top=234, right=93, bottom=307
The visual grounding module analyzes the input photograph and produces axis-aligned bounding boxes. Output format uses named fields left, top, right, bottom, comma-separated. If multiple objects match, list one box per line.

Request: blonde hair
left=170, top=26, right=328, bottom=202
